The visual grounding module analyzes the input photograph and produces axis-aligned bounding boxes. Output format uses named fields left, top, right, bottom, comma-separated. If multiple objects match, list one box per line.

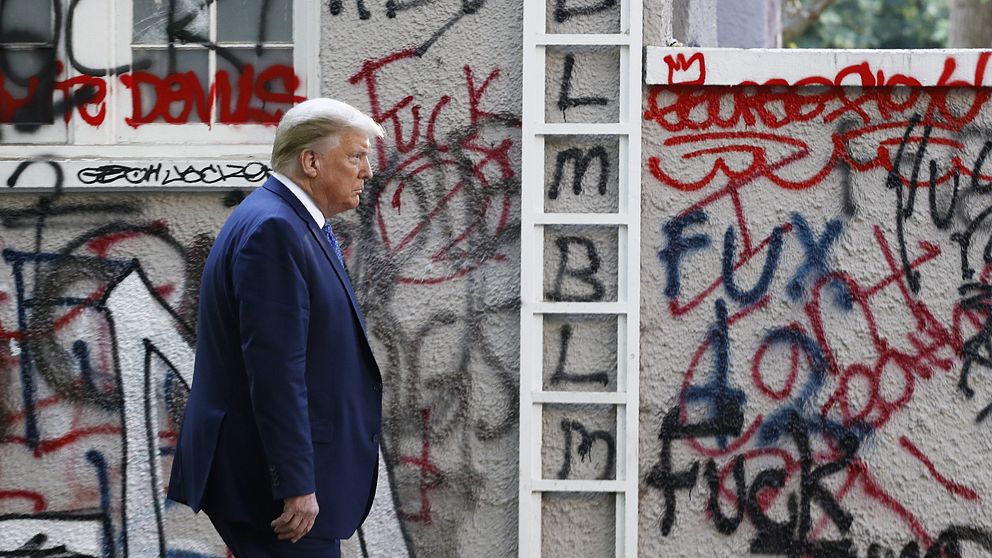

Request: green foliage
left=793, top=0, right=950, bottom=49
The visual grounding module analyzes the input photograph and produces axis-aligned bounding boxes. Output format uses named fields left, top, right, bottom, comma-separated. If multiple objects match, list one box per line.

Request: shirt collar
left=271, top=170, right=325, bottom=228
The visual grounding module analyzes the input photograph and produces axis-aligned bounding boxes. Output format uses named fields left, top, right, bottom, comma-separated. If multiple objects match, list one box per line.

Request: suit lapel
left=263, top=178, right=369, bottom=336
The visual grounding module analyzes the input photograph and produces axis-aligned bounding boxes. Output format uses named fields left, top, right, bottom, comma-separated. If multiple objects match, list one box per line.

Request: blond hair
left=270, top=99, right=384, bottom=175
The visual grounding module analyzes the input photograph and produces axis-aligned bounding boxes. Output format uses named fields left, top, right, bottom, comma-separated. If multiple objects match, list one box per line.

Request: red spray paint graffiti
left=647, top=55, right=992, bottom=555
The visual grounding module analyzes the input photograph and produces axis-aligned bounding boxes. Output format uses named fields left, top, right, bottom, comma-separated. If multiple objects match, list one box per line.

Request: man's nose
left=360, top=158, right=373, bottom=179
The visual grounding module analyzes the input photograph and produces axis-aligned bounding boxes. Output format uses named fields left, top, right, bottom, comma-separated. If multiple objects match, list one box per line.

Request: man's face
left=308, top=128, right=373, bottom=217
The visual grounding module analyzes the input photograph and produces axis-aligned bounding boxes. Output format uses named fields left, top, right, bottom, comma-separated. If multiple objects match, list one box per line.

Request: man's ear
left=299, top=149, right=319, bottom=178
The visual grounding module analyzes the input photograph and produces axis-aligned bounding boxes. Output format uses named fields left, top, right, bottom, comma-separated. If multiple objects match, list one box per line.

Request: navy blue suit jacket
left=167, top=177, right=382, bottom=540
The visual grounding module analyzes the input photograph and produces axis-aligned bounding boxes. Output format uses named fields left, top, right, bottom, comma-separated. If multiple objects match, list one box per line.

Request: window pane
left=0, top=48, right=55, bottom=124
left=0, top=0, right=54, bottom=44
left=215, top=47, right=296, bottom=124
left=218, top=0, right=292, bottom=43
left=133, top=0, right=211, bottom=45
left=129, top=49, right=209, bottom=123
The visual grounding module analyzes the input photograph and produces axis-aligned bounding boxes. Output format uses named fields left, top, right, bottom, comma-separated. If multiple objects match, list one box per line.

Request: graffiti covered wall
left=641, top=48, right=992, bottom=556
left=1, top=0, right=532, bottom=557
left=321, top=1, right=523, bottom=556
left=7, top=1, right=992, bottom=558
left=0, top=1, right=301, bottom=557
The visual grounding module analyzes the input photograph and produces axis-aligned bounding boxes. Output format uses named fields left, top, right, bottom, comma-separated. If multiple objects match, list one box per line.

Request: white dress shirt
left=270, top=170, right=325, bottom=228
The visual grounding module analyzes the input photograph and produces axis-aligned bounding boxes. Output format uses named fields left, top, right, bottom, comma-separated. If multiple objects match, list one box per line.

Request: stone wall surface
left=2, top=1, right=992, bottom=558
left=640, top=49, right=992, bottom=556
left=321, top=1, right=523, bottom=556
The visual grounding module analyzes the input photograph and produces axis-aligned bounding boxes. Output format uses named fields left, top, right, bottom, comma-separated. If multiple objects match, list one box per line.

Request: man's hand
left=271, top=493, right=319, bottom=542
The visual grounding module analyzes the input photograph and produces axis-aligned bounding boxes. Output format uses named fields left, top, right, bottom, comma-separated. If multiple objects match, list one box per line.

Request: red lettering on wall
left=0, top=60, right=305, bottom=128
left=665, top=53, right=706, bottom=86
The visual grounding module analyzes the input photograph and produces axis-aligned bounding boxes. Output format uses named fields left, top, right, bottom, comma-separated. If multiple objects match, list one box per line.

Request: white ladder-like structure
left=518, top=1, right=643, bottom=556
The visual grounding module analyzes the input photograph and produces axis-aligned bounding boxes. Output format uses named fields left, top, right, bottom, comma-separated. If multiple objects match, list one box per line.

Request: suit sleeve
left=232, top=217, right=315, bottom=500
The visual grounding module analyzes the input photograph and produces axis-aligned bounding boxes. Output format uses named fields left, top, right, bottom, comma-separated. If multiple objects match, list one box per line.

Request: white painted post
left=518, top=0, right=642, bottom=555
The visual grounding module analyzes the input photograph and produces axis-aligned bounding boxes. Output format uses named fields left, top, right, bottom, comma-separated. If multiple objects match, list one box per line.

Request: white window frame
left=518, top=1, right=642, bottom=556
left=0, top=0, right=320, bottom=160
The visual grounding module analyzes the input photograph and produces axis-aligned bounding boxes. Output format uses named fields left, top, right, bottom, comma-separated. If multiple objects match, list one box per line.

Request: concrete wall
left=321, top=1, right=523, bottom=556
left=3, top=2, right=992, bottom=558
left=0, top=1, right=528, bottom=557
left=641, top=48, right=992, bottom=556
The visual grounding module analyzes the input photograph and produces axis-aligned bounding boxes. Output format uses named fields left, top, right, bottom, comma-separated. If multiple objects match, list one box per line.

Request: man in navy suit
left=167, top=98, right=385, bottom=557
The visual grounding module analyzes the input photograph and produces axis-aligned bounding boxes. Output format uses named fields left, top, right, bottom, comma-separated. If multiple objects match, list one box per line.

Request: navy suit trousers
left=208, top=515, right=340, bottom=558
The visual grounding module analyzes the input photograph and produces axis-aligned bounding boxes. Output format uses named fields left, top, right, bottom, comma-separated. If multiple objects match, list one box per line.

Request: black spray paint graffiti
left=330, top=0, right=482, bottom=20
left=0, top=158, right=218, bottom=444
left=328, top=0, right=485, bottom=58
left=2, top=159, right=133, bottom=224
left=884, top=116, right=992, bottom=288
left=556, top=419, right=615, bottom=480
left=0, top=156, right=218, bottom=558
left=0, top=0, right=102, bottom=128
left=548, top=146, right=610, bottom=200
left=354, top=115, right=520, bottom=439
left=0, top=512, right=113, bottom=558
left=646, top=401, right=743, bottom=537
left=546, top=236, right=605, bottom=302
left=557, top=53, right=609, bottom=117
left=957, top=281, right=992, bottom=422
left=880, top=117, right=992, bottom=422
left=550, top=323, right=610, bottom=386
left=645, top=403, right=992, bottom=556
left=553, top=0, right=618, bottom=23
left=386, top=0, right=482, bottom=19
left=344, top=111, right=518, bottom=554
left=77, top=162, right=271, bottom=187
left=24, top=223, right=200, bottom=411
left=329, top=0, right=372, bottom=19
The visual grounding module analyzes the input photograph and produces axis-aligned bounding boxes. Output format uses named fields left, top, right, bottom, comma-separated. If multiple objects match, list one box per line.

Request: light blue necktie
left=321, top=221, right=345, bottom=268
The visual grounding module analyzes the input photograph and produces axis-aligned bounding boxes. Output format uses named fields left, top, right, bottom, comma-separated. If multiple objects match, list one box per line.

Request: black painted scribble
left=886, top=117, right=992, bottom=288
left=329, top=0, right=371, bottom=20
left=24, top=222, right=189, bottom=411
left=546, top=236, right=604, bottom=302
left=556, top=419, right=615, bottom=480
left=354, top=116, right=520, bottom=456
left=386, top=0, right=482, bottom=18
left=328, top=0, right=485, bottom=58
left=2, top=532, right=94, bottom=558
left=704, top=457, right=745, bottom=535
left=77, top=162, right=270, bottom=186
left=888, top=116, right=927, bottom=294
left=66, top=0, right=149, bottom=77
left=413, top=0, right=486, bottom=56
left=548, top=146, right=609, bottom=200
left=386, top=0, right=436, bottom=18
left=550, top=324, right=609, bottom=386
left=648, top=404, right=861, bottom=554
left=748, top=414, right=858, bottom=556
left=957, top=282, right=992, bottom=422
left=554, top=0, right=617, bottom=23
left=646, top=402, right=742, bottom=536
left=557, top=53, right=609, bottom=115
